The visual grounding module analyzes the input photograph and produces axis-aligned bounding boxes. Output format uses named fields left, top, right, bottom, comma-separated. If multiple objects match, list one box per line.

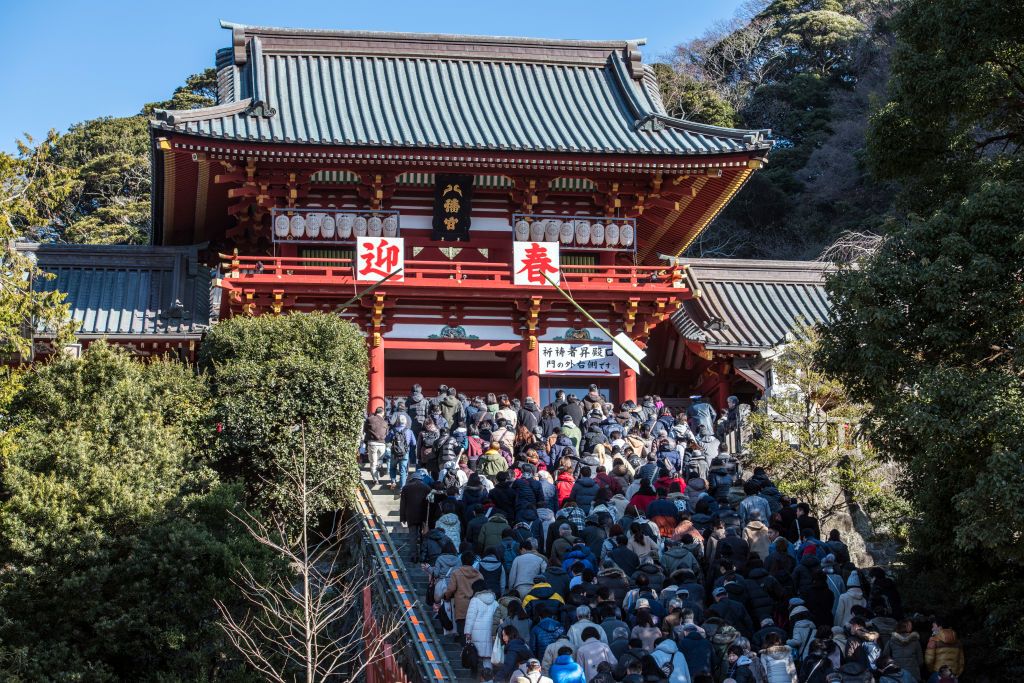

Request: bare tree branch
left=218, top=424, right=405, bottom=682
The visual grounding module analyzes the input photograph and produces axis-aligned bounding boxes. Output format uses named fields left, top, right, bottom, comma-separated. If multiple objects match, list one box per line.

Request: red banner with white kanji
left=355, top=236, right=405, bottom=282
left=513, top=241, right=560, bottom=286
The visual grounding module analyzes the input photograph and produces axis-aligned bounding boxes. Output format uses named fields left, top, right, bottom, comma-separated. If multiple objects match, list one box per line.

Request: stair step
left=362, top=466, right=478, bottom=681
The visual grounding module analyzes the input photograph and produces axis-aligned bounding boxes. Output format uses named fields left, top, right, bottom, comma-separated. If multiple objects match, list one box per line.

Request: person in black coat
left=568, top=467, right=600, bottom=513
left=607, top=535, right=641, bottom=576
left=805, top=572, right=836, bottom=627
left=510, top=465, right=544, bottom=523
left=398, top=471, right=432, bottom=561
left=488, top=471, right=518, bottom=520
left=787, top=502, right=821, bottom=542
left=707, top=586, right=753, bottom=637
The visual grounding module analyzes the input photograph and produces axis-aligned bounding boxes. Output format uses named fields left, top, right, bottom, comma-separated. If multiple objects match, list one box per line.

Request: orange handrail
left=219, top=254, right=681, bottom=290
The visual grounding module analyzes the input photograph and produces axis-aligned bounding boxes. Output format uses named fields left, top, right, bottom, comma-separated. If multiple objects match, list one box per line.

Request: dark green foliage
left=867, top=1, right=1024, bottom=191
left=6, top=69, right=217, bottom=246
left=201, top=313, right=369, bottom=519
left=819, top=2, right=1024, bottom=674
left=141, top=68, right=218, bottom=115
left=657, top=0, right=897, bottom=258
left=817, top=171, right=1024, bottom=678
left=0, top=343, right=269, bottom=681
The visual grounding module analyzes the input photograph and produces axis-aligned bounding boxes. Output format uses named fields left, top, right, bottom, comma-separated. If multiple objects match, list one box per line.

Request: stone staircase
left=361, top=466, right=476, bottom=682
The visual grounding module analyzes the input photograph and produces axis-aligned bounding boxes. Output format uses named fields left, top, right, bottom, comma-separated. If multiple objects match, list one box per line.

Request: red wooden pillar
left=619, top=366, right=637, bottom=405
left=369, top=337, right=385, bottom=412
left=523, top=338, right=540, bottom=402
left=715, top=362, right=732, bottom=411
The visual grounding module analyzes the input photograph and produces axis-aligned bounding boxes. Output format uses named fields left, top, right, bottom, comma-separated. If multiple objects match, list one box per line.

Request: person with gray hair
left=567, top=605, right=608, bottom=649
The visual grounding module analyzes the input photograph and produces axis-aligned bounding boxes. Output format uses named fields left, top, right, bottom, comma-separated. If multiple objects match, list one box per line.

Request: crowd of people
left=364, top=384, right=966, bottom=683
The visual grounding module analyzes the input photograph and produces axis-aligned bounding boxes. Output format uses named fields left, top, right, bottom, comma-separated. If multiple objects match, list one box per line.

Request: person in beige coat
left=743, top=509, right=772, bottom=561
left=443, top=551, right=484, bottom=633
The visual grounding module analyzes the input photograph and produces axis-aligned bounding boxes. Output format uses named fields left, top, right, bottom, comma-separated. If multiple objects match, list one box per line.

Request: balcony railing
left=219, top=254, right=685, bottom=292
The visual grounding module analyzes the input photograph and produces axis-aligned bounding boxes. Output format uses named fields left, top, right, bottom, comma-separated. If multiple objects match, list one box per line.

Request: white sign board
left=539, top=343, right=619, bottom=376
left=612, top=332, right=646, bottom=374
left=513, top=241, right=560, bottom=286
left=355, top=236, right=405, bottom=282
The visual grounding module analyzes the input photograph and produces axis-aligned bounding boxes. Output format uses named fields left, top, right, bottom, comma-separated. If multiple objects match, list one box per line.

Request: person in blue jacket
left=549, top=645, right=587, bottom=683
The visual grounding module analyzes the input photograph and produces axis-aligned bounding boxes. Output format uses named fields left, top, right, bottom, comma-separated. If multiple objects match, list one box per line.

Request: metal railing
left=354, top=483, right=457, bottom=682
left=220, top=254, right=683, bottom=292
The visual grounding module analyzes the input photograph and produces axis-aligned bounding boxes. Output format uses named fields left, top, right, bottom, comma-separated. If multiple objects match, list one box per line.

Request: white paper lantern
left=289, top=214, right=305, bottom=238
left=559, top=220, right=574, bottom=244
left=383, top=214, right=398, bottom=237
left=321, top=214, right=336, bottom=239
left=306, top=213, right=322, bottom=239
left=274, top=214, right=290, bottom=238
left=591, top=222, right=604, bottom=246
left=353, top=216, right=368, bottom=237
left=514, top=219, right=530, bottom=241
left=619, top=222, right=634, bottom=247
left=544, top=219, right=560, bottom=242
left=605, top=222, right=619, bottom=246
left=338, top=213, right=354, bottom=239
left=529, top=219, right=545, bottom=241
left=368, top=215, right=383, bottom=237
left=574, top=220, right=590, bottom=246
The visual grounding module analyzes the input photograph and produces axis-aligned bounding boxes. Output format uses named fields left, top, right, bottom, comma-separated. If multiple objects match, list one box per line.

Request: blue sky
left=0, top=0, right=745, bottom=152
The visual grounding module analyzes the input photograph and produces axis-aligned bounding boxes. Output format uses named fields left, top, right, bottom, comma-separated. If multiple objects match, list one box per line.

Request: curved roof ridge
left=219, top=20, right=646, bottom=50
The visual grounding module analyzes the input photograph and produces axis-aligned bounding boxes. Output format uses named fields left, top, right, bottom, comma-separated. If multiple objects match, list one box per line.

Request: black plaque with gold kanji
left=431, top=174, right=473, bottom=241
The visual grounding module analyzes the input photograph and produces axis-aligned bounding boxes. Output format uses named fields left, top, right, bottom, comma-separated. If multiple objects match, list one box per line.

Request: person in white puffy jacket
left=435, top=509, right=462, bottom=549
left=834, top=571, right=867, bottom=628
left=759, top=632, right=798, bottom=683
left=463, top=581, right=498, bottom=659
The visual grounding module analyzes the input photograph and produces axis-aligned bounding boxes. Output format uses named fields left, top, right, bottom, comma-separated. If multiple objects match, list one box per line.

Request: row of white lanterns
left=273, top=212, right=399, bottom=240
left=513, top=218, right=634, bottom=247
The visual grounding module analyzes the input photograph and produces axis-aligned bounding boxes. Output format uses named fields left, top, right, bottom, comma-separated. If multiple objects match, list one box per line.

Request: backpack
left=419, top=431, right=440, bottom=462
left=498, top=537, right=520, bottom=574
left=390, top=430, right=410, bottom=459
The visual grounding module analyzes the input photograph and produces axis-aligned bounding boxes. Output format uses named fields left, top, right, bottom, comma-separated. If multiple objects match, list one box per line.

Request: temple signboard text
left=538, top=342, right=619, bottom=376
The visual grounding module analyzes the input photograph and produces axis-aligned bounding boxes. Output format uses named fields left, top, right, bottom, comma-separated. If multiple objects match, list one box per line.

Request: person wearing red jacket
left=556, top=468, right=576, bottom=507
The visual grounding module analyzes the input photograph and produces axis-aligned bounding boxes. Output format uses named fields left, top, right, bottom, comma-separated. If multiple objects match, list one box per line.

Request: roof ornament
left=245, top=100, right=277, bottom=119
left=636, top=114, right=665, bottom=132
left=624, top=40, right=645, bottom=81
left=166, top=299, right=185, bottom=319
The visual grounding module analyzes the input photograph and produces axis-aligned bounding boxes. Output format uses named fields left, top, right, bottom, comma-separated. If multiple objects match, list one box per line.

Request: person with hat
left=709, top=585, right=754, bottom=638
left=512, top=658, right=554, bottom=683
left=560, top=415, right=582, bottom=451
left=787, top=604, right=817, bottom=662
left=834, top=572, right=866, bottom=628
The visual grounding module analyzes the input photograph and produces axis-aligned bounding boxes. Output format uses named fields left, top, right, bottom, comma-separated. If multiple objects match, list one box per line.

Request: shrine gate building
left=24, top=23, right=836, bottom=412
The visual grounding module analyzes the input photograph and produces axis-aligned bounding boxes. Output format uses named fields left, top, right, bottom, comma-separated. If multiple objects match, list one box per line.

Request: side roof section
left=150, top=22, right=772, bottom=156
left=16, top=242, right=215, bottom=338
left=671, top=257, right=833, bottom=351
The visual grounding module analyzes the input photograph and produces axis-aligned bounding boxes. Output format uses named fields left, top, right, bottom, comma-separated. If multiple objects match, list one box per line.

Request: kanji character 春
left=515, top=243, right=558, bottom=285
